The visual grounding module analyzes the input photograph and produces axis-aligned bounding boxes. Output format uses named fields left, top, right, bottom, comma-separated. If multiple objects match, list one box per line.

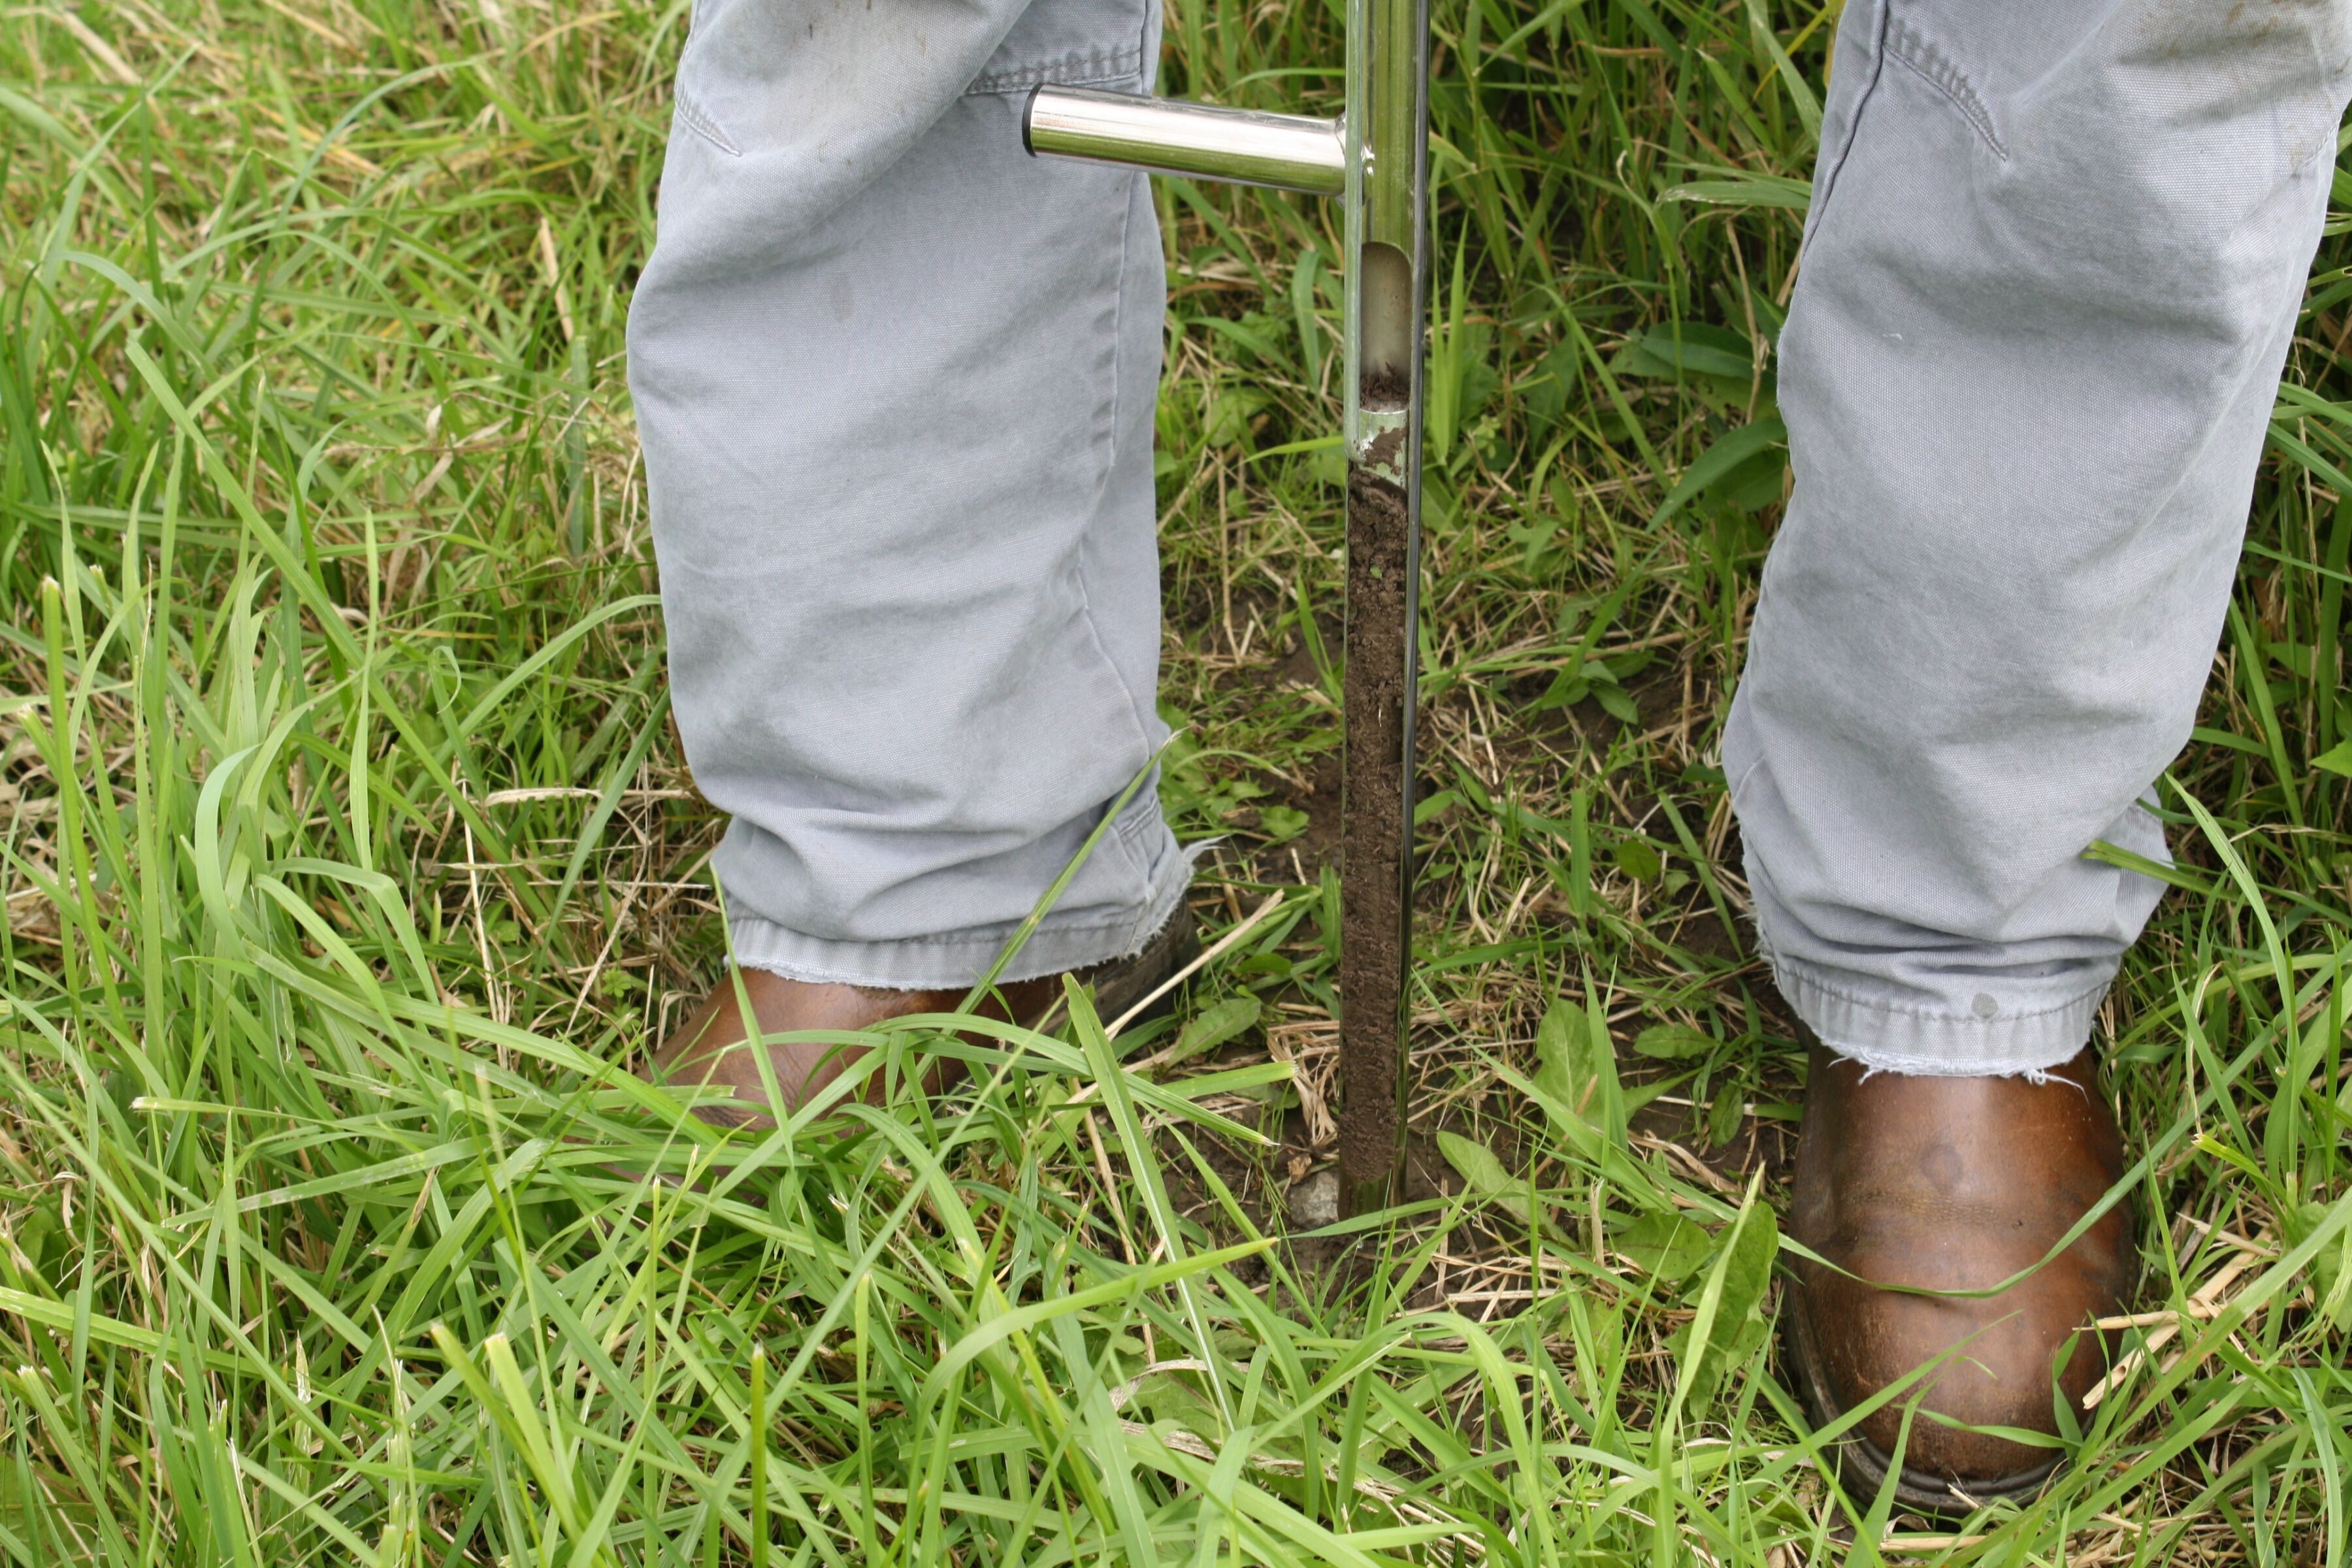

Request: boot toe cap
left=1802, top=1285, right=2099, bottom=1485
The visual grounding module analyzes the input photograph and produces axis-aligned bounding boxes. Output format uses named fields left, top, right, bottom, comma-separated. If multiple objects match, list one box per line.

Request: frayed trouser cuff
left=725, top=849, right=1192, bottom=992
left=1762, top=940, right=2105, bottom=1081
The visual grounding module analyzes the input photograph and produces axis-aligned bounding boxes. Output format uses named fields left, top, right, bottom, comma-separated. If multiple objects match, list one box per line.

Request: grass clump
left=1, top=0, right=2349, bottom=1562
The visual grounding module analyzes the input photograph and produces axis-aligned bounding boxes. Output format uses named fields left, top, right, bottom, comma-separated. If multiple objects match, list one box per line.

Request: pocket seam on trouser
left=1071, top=175, right=1162, bottom=902
left=1726, top=749, right=1769, bottom=817
left=1800, top=0, right=1891, bottom=258
left=966, top=42, right=1145, bottom=95
left=670, top=0, right=738, bottom=159
left=1882, top=18, right=2006, bottom=159
left=674, top=91, right=740, bottom=157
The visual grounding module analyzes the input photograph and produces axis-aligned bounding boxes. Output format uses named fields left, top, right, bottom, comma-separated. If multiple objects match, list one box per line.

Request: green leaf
left=1530, top=673, right=1593, bottom=713
left=1258, top=805, right=1309, bottom=843
left=1714, top=1203, right=1779, bottom=1326
left=2312, top=737, right=2352, bottom=778
left=1534, top=996, right=1621, bottom=1140
left=1533, top=998, right=1577, bottom=1105
left=1613, top=838, right=1663, bottom=881
left=1595, top=683, right=1641, bottom=725
left=1198, top=310, right=1288, bottom=363
left=2291, top=1199, right=2352, bottom=1331
left=1438, top=1130, right=1531, bottom=1225
left=1657, top=172, right=1814, bottom=210
left=1706, top=1086, right=1746, bottom=1150
left=1438, top=1130, right=1510, bottom=1196
left=1650, top=415, right=1788, bottom=527
left=1584, top=1000, right=1627, bottom=1145
left=1667, top=1309, right=1770, bottom=1414
left=1620, top=323, right=1756, bottom=383
left=1173, top=996, right=1262, bottom=1062
left=1667, top=1200, right=1780, bottom=1411
left=1413, top=788, right=1462, bottom=826
left=1632, top=1024, right=1716, bottom=1060
left=1712, top=442, right=1791, bottom=512
left=1523, top=339, right=1583, bottom=427
left=1612, top=1211, right=1712, bottom=1282
left=1203, top=385, right=1271, bottom=449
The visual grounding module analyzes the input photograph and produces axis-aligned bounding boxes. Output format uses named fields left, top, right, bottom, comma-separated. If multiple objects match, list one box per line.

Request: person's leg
left=622, top=0, right=1196, bottom=1119
left=1729, top=0, right=2352, bottom=1509
left=627, top=0, right=1187, bottom=996
left=1728, top=0, right=2352, bottom=1077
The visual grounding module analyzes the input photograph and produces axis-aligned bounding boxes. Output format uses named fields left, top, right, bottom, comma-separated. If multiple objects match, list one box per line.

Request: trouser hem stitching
left=725, top=840, right=1191, bottom=990
left=1759, top=930, right=2104, bottom=1079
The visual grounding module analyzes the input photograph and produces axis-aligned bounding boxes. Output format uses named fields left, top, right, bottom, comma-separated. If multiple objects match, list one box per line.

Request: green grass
left=1, top=0, right=2349, bottom=1561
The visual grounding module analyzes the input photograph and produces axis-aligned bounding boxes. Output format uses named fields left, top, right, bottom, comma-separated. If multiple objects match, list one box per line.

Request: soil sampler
left=1021, top=0, right=1429, bottom=1217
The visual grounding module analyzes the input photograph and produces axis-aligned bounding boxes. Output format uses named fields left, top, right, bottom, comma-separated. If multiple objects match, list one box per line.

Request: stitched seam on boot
left=1883, top=18, right=2007, bottom=160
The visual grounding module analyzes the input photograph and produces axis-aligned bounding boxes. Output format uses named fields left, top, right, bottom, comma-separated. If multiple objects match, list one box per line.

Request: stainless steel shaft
left=1335, top=0, right=1427, bottom=1218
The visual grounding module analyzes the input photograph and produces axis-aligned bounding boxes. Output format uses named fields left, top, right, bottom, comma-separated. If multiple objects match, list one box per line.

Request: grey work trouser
left=628, top=0, right=1186, bottom=987
left=1725, top=0, right=2352, bottom=1075
left=629, top=0, right=2351, bottom=1071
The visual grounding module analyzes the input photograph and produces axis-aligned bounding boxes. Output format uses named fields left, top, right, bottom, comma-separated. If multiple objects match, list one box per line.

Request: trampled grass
left=1, top=0, right=2349, bottom=1561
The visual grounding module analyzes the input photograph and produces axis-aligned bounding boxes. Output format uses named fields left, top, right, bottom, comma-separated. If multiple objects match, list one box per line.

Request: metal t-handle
left=1021, top=0, right=1429, bottom=1218
left=1023, top=86, right=1347, bottom=196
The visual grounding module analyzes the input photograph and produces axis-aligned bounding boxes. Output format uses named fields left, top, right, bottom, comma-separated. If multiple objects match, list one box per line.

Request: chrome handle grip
left=1021, top=86, right=1348, bottom=198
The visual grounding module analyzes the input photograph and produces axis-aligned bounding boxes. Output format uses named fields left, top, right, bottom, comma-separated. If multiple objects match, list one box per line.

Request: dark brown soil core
left=1337, top=465, right=1412, bottom=1213
left=1361, top=366, right=1411, bottom=409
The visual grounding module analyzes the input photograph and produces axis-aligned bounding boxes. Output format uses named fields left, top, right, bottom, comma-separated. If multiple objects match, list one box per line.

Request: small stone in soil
left=1286, top=1169, right=1341, bottom=1229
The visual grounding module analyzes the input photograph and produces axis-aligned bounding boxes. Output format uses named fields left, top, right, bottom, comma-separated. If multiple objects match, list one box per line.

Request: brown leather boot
left=647, top=906, right=1198, bottom=1126
left=1784, top=1041, right=2138, bottom=1514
